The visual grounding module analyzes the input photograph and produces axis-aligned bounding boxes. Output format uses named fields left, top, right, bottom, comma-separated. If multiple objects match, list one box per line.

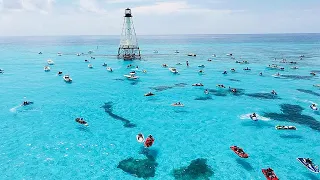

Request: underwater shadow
left=246, top=93, right=280, bottom=100
left=172, top=158, right=214, bottom=180
left=101, top=102, right=136, bottom=128
left=281, top=75, right=313, bottom=80
left=297, top=89, right=320, bottom=97
left=229, top=79, right=241, bottom=82
left=76, top=126, right=92, bottom=133
left=236, top=158, right=254, bottom=171
left=264, top=104, right=320, bottom=131
left=303, top=172, right=320, bottom=180
left=195, top=96, right=213, bottom=101
left=241, top=121, right=271, bottom=129
left=279, top=134, right=303, bottom=139
left=150, top=83, right=187, bottom=92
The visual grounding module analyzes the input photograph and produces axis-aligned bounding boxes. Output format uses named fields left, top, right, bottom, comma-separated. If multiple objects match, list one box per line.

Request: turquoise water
left=1, top=34, right=320, bottom=179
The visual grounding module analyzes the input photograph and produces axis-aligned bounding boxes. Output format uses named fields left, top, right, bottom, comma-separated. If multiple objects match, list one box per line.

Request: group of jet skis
left=230, top=146, right=319, bottom=179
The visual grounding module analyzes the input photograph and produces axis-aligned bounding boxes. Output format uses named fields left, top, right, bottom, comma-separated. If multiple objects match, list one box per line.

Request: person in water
left=259, top=72, right=262, bottom=76
left=186, top=61, right=189, bottom=66
left=271, top=90, right=277, bottom=95
left=204, top=89, right=209, bottom=94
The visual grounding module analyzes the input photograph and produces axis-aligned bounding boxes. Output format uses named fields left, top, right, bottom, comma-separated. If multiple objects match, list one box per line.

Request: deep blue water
left=1, top=34, right=320, bottom=179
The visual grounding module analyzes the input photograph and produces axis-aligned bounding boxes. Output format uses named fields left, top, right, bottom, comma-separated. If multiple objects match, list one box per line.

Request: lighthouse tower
left=118, top=8, right=141, bottom=60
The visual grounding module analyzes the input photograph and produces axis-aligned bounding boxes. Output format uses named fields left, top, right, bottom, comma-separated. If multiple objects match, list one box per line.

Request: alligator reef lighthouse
left=118, top=8, right=141, bottom=60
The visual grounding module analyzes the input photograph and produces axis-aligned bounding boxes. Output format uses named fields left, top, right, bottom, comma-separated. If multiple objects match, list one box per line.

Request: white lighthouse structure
left=118, top=8, right=141, bottom=60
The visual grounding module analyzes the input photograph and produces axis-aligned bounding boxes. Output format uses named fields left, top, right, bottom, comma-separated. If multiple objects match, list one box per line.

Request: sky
left=0, top=0, right=319, bottom=36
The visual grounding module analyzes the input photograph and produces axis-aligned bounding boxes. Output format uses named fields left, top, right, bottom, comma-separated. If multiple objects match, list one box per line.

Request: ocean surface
left=1, top=34, right=320, bottom=180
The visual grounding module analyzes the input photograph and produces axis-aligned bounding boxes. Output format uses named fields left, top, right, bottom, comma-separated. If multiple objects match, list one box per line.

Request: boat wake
left=10, top=105, right=22, bottom=113
left=240, top=113, right=270, bottom=121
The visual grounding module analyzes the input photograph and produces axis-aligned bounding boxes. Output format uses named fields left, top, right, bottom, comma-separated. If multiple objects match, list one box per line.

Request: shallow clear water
left=1, top=34, right=320, bottom=179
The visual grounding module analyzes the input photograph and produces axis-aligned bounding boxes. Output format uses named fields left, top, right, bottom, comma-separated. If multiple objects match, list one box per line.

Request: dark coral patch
left=246, top=93, right=280, bottom=99
left=297, top=89, right=320, bottom=97
left=117, top=157, right=158, bottom=178
left=264, top=104, right=320, bottom=131
left=281, top=75, right=313, bottom=80
left=173, top=158, right=213, bottom=180
left=101, top=102, right=136, bottom=128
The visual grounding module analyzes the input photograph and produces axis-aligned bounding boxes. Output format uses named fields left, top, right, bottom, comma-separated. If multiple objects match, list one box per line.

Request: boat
left=169, top=67, right=178, bottom=74
left=88, top=64, right=93, bottom=68
left=172, top=102, right=184, bottom=107
left=176, top=62, right=182, bottom=65
left=297, top=158, right=320, bottom=173
left=44, top=66, right=50, bottom=71
left=310, top=72, right=316, bottom=76
left=162, top=64, right=168, bottom=68
left=230, top=146, right=249, bottom=158
left=57, top=52, right=62, bottom=56
left=76, top=53, right=81, bottom=56
left=262, top=168, right=279, bottom=180
left=313, top=84, right=320, bottom=87
left=275, top=125, right=297, bottom=130
left=22, top=101, right=33, bottom=106
left=107, top=67, right=113, bottom=72
left=57, top=71, right=63, bottom=76
left=216, top=84, right=226, bottom=88
left=85, top=59, right=90, bottom=63
left=136, top=133, right=144, bottom=143
left=175, top=50, right=179, bottom=53
left=310, top=104, right=318, bottom=110
left=144, top=92, right=155, bottom=96
left=192, top=83, right=204, bottom=87
left=144, top=135, right=155, bottom=148
left=198, top=65, right=205, bottom=68
left=47, top=59, right=54, bottom=65
left=188, top=53, right=196, bottom=57
left=250, top=113, right=258, bottom=121
left=63, top=75, right=72, bottom=82
left=102, top=63, right=108, bottom=67
left=129, top=71, right=136, bottom=75
left=75, top=118, right=88, bottom=126
left=291, top=66, right=299, bottom=69
left=124, top=74, right=139, bottom=80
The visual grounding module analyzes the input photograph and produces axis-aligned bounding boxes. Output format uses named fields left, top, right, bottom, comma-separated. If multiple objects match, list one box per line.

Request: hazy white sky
left=0, top=0, right=319, bottom=36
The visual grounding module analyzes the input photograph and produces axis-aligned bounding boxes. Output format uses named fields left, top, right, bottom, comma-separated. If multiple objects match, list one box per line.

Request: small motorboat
left=57, top=71, right=63, bottom=76
left=44, top=66, right=50, bottom=71
left=313, top=84, right=320, bottom=87
left=107, top=67, right=113, bottom=72
left=144, top=92, right=155, bottom=96
left=136, top=133, right=144, bottom=143
left=162, top=64, right=168, bottom=68
left=262, top=168, right=279, bottom=180
left=230, top=146, right=249, bottom=158
left=250, top=113, right=258, bottom=121
left=169, top=67, right=178, bottom=74
left=21, top=101, right=33, bottom=106
left=75, top=118, right=88, bottom=126
left=175, top=50, right=179, bottom=53
left=63, top=75, right=72, bottom=82
left=88, top=64, right=93, bottom=68
left=188, top=53, right=196, bottom=57
left=198, top=65, right=205, bottom=68
left=310, top=72, right=316, bottom=76
left=38, top=52, right=42, bottom=54
left=124, top=74, right=139, bottom=80
left=310, top=104, right=318, bottom=110
left=275, top=125, right=297, bottom=130
left=192, top=83, right=204, bottom=87
left=172, top=102, right=184, bottom=107
left=47, top=59, right=54, bottom=65
left=84, top=59, right=90, bottom=63
left=291, top=66, right=299, bottom=69
left=102, top=63, right=108, bottom=67
left=57, top=52, right=62, bottom=56
left=297, top=158, right=320, bottom=173
left=144, top=135, right=155, bottom=148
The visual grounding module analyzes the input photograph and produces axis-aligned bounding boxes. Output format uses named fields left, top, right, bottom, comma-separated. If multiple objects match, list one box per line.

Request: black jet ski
left=275, top=125, right=296, bottom=130
left=75, top=118, right=88, bottom=126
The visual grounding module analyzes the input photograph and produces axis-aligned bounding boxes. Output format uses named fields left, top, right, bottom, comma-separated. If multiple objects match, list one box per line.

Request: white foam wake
left=240, top=113, right=270, bottom=121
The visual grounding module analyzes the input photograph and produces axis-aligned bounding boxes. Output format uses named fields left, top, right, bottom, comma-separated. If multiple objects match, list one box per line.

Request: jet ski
left=172, top=102, right=184, bottom=107
left=136, top=133, right=144, bottom=143
left=57, top=71, right=63, bottom=75
left=144, top=92, right=155, bottom=96
left=310, top=72, right=316, bottom=76
left=243, top=67, right=251, bottom=71
left=176, top=62, right=182, bottom=65
left=275, top=125, right=297, bottom=130
left=216, top=84, right=226, bottom=88
left=262, top=168, right=279, bottom=180
left=313, top=84, right=320, bottom=87
left=230, top=146, right=248, bottom=158
left=198, top=65, right=205, bottom=68
left=75, top=118, right=88, bottom=126
left=297, top=158, right=319, bottom=173
left=144, top=135, right=155, bottom=148
left=102, top=63, right=108, bottom=67
left=250, top=113, right=258, bottom=121
left=291, top=66, right=299, bottom=69
left=107, top=67, right=113, bottom=72
left=192, top=83, right=203, bottom=87
left=22, top=101, right=33, bottom=106
left=310, top=104, right=318, bottom=110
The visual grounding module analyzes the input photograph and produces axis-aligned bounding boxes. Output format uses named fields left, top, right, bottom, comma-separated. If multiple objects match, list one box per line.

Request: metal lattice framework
left=117, top=8, right=141, bottom=60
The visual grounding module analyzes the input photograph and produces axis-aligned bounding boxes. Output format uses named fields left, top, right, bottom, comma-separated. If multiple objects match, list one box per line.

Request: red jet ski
left=262, top=168, right=279, bottom=180
left=230, top=146, right=249, bottom=158
left=144, top=135, right=155, bottom=148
